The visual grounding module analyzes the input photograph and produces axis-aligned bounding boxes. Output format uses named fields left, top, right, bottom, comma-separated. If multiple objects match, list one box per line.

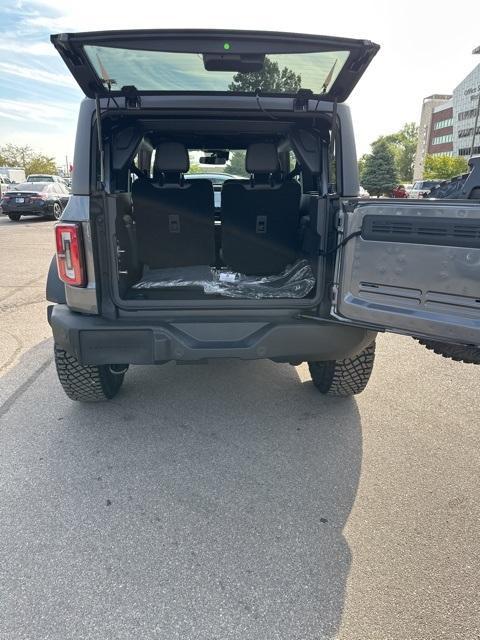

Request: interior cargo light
left=55, top=223, right=86, bottom=287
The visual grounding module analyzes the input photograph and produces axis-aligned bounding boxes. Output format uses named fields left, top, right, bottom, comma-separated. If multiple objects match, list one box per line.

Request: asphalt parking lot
left=0, top=214, right=479, bottom=640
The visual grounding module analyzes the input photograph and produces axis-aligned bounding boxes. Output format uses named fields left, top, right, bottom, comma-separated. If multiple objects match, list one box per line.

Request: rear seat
left=221, top=143, right=301, bottom=275
left=132, top=142, right=215, bottom=269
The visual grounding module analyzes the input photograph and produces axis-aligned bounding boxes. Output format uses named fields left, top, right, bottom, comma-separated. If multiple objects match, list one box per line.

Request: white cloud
left=4, top=0, right=480, bottom=157
left=0, top=40, right=54, bottom=56
left=0, top=110, right=27, bottom=122
left=0, top=61, right=76, bottom=87
left=0, top=99, right=75, bottom=123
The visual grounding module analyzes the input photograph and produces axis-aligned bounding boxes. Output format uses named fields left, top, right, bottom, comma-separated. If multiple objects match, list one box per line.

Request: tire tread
left=417, top=339, right=480, bottom=365
left=308, top=342, right=376, bottom=397
left=54, top=346, right=124, bottom=401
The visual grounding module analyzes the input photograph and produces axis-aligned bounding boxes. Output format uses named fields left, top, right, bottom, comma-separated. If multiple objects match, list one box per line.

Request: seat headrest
left=154, top=142, right=190, bottom=174
left=246, top=143, right=280, bottom=174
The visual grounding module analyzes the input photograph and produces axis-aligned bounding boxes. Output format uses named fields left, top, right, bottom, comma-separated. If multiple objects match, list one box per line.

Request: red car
left=392, top=185, right=408, bottom=198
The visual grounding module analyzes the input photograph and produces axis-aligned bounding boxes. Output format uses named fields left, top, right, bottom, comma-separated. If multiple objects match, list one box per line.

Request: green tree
left=0, top=144, right=56, bottom=176
left=187, top=163, right=212, bottom=174
left=226, top=151, right=248, bottom=177
left=371, top=122, right=419, bottom=181
left=423, top=154, right=468, bottom=180
left=358, top=153, right=368, bottom=181
left=360, top=139, right=398, bottom=197
left=228, top=57, right=301, bottom=93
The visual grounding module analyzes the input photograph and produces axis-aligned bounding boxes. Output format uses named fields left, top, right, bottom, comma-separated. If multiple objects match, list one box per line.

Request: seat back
left=221, top=143, right=301, bottom=275
left=132, top=142, right=215, bottom=268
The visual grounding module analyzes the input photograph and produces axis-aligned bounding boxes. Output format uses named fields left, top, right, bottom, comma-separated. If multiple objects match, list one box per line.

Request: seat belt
left=130, top=163, right=151, bottom=182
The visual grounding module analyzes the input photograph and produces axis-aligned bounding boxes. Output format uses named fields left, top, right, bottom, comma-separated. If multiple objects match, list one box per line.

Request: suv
left=46, top=29, right=480, bottom=402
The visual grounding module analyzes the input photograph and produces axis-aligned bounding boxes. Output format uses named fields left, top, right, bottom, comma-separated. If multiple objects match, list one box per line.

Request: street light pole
left=469, top=46, right=480, bottom=157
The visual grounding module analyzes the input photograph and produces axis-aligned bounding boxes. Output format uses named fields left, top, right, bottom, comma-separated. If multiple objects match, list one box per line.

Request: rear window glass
left=84, top=46, right=350, bottom=94
left=15, top=182, right=50, bottom=191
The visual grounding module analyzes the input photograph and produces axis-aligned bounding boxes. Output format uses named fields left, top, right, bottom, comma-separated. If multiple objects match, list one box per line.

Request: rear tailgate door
left=50, top=29, right=379, bottom=101
left=333, top=199, right=480, bottom=345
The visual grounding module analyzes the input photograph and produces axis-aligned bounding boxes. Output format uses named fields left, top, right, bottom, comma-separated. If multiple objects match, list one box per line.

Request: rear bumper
left=48, top=304, right=376, bottom=365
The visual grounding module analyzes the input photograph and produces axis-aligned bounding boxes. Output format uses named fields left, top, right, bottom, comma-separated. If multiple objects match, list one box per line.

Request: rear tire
left=416, top=168, right=480, bottom=361
left=308, top=342, right=376, bottom=396
left=428, top=172, right=480, bottom=200
left=8, top=213, right=21, bottom=221
left=54, top=345, right=127, bottom=402
left=428, top=173, right=470, bottom=199
left=417, top=339, right=480, bottom=365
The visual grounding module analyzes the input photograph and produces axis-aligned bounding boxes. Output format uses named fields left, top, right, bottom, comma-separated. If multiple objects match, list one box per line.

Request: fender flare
left=46, top=254, right=66, bottom=304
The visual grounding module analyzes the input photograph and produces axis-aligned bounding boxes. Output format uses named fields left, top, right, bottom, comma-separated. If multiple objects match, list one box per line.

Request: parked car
left=26, top=174, right=70, bottom=187
left=358, top=186, right=370, bottom=198
left=46, top=29, right=480, bottom=403
left=408, top=179, right=443, bottom=198
left=392, top=184, right=408, bottom=198
left=1, top=181, right=69, bottom=221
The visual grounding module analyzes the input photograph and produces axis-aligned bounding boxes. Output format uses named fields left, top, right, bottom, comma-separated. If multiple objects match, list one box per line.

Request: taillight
left=32, top=193, right=48, bottom=201
left=55, top=223, right=86, bottom=287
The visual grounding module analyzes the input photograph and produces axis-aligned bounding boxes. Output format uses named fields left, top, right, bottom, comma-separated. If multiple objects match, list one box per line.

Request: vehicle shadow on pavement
left=0, top=215, right=51, bottom=226
left=2, top=353, right=362, bottom=640
left=72, top=360, right=362, bottom=638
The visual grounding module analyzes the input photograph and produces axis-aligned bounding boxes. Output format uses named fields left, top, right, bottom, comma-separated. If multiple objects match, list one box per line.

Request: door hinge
left=123, top=85, right=141, bottom=109
left=294, top=89, right=314, bottom=111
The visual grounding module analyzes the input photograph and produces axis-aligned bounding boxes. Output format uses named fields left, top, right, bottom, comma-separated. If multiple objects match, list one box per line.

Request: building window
left=432, top=151, right=454, bottom=157
left=433, top=118, right=453, bottom=129
left=432, top=134, right=453, bottom=145
left=459, top=146, right=480, bottom=156
left=458, top=109, right=477, bottom=121
left=458, top=126, right=480, bottom=138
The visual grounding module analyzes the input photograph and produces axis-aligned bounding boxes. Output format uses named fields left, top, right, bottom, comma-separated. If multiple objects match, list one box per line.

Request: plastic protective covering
left=132, top=259, right=316, bottom=299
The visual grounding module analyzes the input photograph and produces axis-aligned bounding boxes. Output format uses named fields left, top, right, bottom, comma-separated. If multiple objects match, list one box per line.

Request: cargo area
left=101, top=115, right=335, bottom=308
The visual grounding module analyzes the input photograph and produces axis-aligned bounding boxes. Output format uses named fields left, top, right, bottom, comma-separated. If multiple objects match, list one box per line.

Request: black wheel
left=52, top=202, right=62, bottom=220
left=54, top=345, right=128, bottom=402
left=417, top=339, right=480, bottom=365
left=8, top=213, right=21, bottom=221
left=308, top=342, right=376, bottom=397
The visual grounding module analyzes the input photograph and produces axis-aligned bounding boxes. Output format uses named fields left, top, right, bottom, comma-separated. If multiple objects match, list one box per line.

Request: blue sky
left=0, top=2, right=83, bottom=166
left=1, top=0, right=480, bottom=166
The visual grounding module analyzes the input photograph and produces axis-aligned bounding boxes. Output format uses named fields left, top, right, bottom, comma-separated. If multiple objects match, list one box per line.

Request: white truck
left=0, top=167, right=26, bottom=184
left=0, top=167, right=26, bottom=199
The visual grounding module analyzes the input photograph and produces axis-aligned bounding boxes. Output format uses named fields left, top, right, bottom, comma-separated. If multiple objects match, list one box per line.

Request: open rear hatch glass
left=51, top=29, right=379, bottom=101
